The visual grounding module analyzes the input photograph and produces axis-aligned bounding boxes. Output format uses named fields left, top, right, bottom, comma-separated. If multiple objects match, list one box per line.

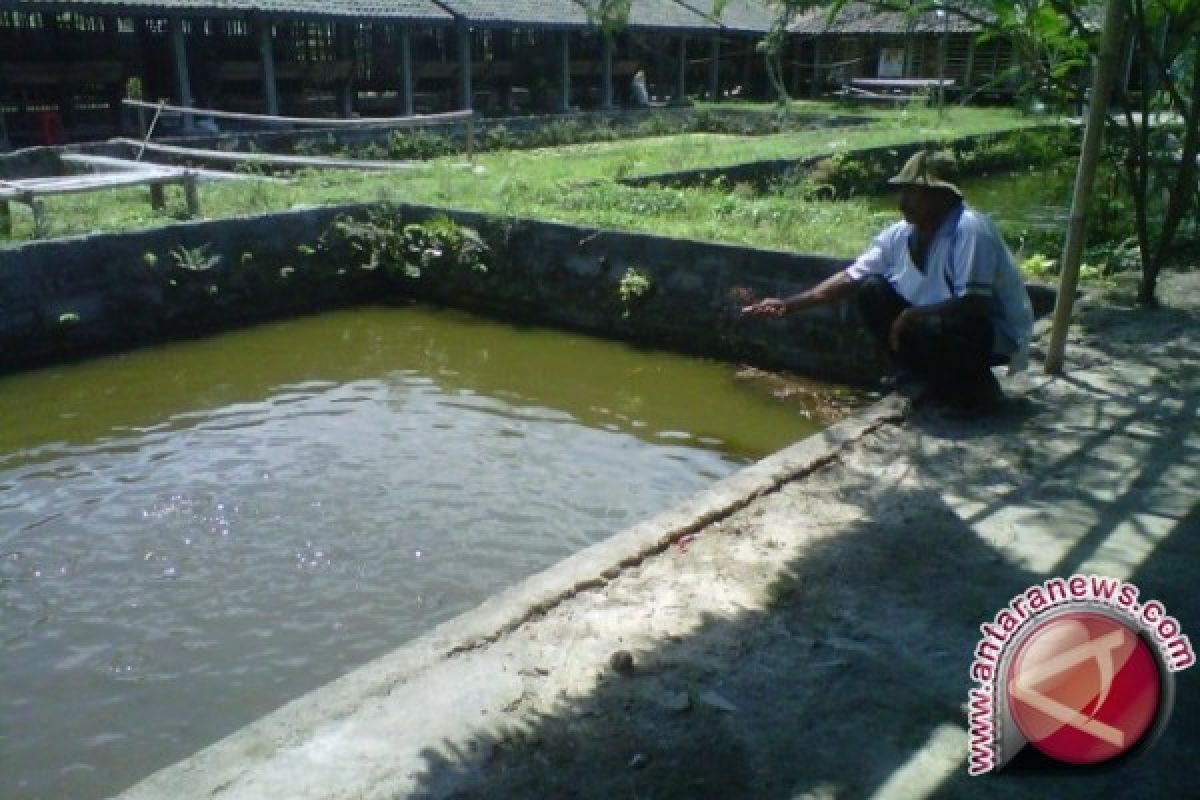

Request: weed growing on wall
left=617, top=267, right=653, bottom=317
left=322, top=209, right=488, bottom=285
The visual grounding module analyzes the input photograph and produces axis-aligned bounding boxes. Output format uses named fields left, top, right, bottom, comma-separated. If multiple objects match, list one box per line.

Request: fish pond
left=0, top=304, right=859, bottom=800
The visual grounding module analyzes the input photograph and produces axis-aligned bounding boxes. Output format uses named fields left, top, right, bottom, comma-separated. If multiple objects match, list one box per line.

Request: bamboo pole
left=113, top=139, right=424, bottom=171
left=1044, top=0, right=1126, bottom=374
left=122, top=99, right=473, bottom=129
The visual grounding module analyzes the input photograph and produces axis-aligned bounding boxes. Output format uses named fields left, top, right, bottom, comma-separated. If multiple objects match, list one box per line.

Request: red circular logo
left=1006, top=611, right=1161, bottom=765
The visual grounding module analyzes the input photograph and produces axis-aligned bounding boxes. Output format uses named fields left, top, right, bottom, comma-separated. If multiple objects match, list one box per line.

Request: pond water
left=0, top=305, right=854, bottom=800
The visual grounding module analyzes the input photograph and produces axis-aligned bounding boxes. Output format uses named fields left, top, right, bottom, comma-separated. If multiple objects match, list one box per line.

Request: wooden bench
left=0, top=168, right=199, bottom=238
left=850, top=78, right=956, bottom=92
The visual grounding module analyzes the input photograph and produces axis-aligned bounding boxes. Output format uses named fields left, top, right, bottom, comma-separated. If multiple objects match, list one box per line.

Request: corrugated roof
left=433, top=0, right=590, bottom=29
left=790, top=3, right=983, bottom=35
left=675, top=0, right=776, bottom=34
left=0, top=0, right=455, bottom=22
left=574, top=0, right=720, bottom=33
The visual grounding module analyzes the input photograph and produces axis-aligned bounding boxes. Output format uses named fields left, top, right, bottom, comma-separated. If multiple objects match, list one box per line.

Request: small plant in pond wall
left=169, top=244, right=220, bottom=271
left=617, top=267, right=653, bottom=317
left=322, top=209, right=488, bottom=284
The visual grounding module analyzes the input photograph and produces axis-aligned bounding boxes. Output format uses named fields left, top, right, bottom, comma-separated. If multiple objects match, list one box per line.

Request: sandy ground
left=118, top=271, right=1199, bottom=800
left=402, top=273, right=1200, bottom=800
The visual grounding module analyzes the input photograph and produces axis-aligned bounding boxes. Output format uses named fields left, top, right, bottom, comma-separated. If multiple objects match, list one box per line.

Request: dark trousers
left=856, top=275, right=1002, bottom=406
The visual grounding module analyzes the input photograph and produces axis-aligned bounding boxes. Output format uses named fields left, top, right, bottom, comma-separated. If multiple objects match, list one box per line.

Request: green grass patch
left=2, top=103, right=1049, bottom=258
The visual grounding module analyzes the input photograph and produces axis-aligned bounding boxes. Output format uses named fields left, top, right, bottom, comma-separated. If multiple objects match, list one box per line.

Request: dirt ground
left=401, top=271, right=1200, bottom=800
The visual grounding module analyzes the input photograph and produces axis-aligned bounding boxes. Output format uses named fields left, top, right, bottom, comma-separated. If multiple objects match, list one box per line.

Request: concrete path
left=117, top=276, right=1200, bottom=800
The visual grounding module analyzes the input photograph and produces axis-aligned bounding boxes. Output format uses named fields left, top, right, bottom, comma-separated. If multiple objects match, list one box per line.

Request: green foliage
left=617, top=267, right=653, bottom=315
left=585, top=0, right=632, bottom=37
left=1020, top=252, right=1057, bottom=279
left=387, top=128, right=456, bottom=160
left=169, top=244, right=220, bottom=271
left=324, top=210, right=488, bottom=284
left=484, top=124, right=519, bottom=151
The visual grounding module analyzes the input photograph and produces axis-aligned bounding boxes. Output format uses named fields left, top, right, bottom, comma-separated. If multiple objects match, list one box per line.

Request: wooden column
left=559, top=32, right=571, bottom=112
left=105, top=16, right=124, bottom=130
left=183, top=173, right=200, bottom=217
left=811, top=38, right=823, bottom=98
left=336, top=24, right=354, bottom=118
left=169, top=18, right=195, bottom=132
left=673, top=35, right=687, bottom=105
left=708, top=35, right=720, bottom=101
left=399, top=25, right=414, bottom=116
left=601, top=34, right=615, bottom=109
left=964, top=37, right=976, bottom=93
left=457, top=23, right=472, bottom=111
left=257, top=20, right=279, bottom=116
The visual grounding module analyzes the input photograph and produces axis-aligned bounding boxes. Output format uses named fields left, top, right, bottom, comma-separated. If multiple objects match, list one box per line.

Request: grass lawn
left=2, top=103, right=1054, bottom=258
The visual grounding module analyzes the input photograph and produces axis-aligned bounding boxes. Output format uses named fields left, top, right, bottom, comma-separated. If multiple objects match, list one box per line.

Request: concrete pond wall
left=621, top=127, right=1067, bottom=192
left=0, top=202, right=890, bottom=383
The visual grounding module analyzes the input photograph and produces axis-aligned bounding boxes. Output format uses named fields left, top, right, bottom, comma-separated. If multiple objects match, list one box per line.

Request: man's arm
left=741, top=271, right=860, bottom=317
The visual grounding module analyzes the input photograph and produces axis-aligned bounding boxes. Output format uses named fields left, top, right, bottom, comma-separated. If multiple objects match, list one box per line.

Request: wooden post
left=150, top=184, right=165, bottom=210
left=1045, top=0, right=1126, bottom=374
left=811, top=38, right=823, bottom=98
left=169, top=19, right=195, bottom=133
left=183, top=173, right=200, bottom=217
left=106, top=15, right=124, bottom=130
left=936, top=13, right=948, bottom=113
left=399, top=25, right=414, bottom=116
left=709, top=35, right=720, bottom=102
left=336, top=24, right=354, bottom=118
left=674, top=35, right=688, bottom=104
left=963, top=37, right=976, bottom=94
left=466, top=116, right=475, bottom=161
left=457, top=23, right=473, bottom=111
left=559, top=32, right=571, bottom=113
left=30, top=197, right=47, bottom=238
left=601, top=34, right=615, bottom=110
left=258, top=20, right=279, bottom=116
left=0, top=201, right=11, bottom=236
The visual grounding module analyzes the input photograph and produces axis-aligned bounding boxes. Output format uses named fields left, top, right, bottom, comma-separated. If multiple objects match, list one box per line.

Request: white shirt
left=844, top=205, right=1033, bottom=367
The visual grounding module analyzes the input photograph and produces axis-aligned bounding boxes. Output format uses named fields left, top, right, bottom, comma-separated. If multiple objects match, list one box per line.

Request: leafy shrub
left=387, top=129, right=455, bottom=160
left=323, top=210, right=488, bottom=283
left=617, top=267, right=653, bottom=315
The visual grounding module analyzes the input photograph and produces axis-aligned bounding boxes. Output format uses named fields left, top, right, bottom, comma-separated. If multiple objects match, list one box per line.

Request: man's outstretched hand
left=741, top=298, right=788, bottom=317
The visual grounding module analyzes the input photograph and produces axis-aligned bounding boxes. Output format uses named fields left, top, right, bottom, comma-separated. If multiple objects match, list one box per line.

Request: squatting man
left=742, top=150, right=1034, bottom=411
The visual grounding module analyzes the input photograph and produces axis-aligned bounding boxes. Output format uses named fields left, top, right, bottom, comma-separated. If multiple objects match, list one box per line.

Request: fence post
left=30, top=197, right=48, bottom=238
left=183, top=172, right=200, bottom=218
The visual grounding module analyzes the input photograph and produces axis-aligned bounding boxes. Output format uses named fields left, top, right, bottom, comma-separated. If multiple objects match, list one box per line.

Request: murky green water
left=0, top=305, right=854, bottom=800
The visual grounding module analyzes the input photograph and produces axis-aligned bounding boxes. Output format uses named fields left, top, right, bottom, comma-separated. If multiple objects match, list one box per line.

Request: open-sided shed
left=788, top=2, right=1018, bottom=99
left=0, top=0, right=456, bottom=143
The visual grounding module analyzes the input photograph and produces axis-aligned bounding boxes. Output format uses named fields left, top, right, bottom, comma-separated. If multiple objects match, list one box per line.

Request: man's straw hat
left=887, top=150, right=963, bottom=198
